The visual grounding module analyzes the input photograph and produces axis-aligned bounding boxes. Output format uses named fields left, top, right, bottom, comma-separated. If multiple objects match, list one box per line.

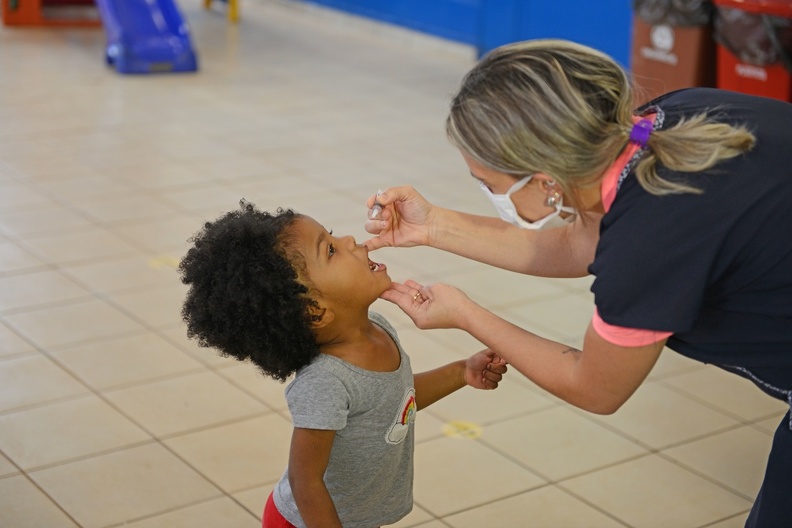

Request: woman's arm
left=430, top=205, right=600, bottom=278
left=384, top=282, right=665, bottom=414
left=464, top=308, right=665, bottom=414
left=288, top=428, right=343, bottom=528
left=413, top=350, right=507, bottom=410
left=364, top=185, right=599, bottom=278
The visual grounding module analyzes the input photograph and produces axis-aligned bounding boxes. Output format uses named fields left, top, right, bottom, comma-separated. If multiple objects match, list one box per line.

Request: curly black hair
left=178, top=203, right=321, bottom=381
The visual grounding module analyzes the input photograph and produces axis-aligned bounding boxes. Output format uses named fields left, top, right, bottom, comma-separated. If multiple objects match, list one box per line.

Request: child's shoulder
left=286, top=355, right=344, bottom=394
left=370, top=310, right=404, bottom=349
left=368, top=310, right=397, bottom=336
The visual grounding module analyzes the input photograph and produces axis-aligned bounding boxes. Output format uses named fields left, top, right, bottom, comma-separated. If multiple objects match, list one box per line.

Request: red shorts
left=263, top=492, right=296, bottom=528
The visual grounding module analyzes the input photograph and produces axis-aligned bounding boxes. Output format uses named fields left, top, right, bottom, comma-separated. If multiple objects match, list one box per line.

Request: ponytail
left=634, top=114, right=755, bottom=195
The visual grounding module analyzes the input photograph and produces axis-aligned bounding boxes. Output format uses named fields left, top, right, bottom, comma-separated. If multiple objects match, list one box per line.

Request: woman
left=363, top=39, right=792, bottom=527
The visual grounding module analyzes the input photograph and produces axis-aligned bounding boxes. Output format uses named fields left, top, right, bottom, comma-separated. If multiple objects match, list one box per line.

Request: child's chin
left=375, top=278, right=392, bottom=295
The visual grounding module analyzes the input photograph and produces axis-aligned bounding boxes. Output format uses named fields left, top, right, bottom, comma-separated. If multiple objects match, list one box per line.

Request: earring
left=543, top=180, right=560, bottom=207
left=545, top=191, right=561, bottom=208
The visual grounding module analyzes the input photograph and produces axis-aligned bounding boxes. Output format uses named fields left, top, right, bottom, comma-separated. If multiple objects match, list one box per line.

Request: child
left=179, top=200, right=507, bottom=528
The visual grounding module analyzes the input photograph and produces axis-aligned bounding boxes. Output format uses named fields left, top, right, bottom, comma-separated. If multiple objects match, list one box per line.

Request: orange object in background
left=2, top=0, right=100, bottom=26
left=713, top=0, right=792, bottom=102
left=630, top=1, right=717, bottom=107
left=204, top=0, right=238, bottom=22
left=631, top=16, right=717, bottom=105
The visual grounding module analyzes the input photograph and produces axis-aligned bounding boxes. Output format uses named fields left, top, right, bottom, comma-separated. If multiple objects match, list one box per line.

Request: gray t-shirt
left=273, top=311, right=415, bottom=527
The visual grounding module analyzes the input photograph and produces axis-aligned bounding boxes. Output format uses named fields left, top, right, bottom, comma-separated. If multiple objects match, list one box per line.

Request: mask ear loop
left=504, top=175, right=534, bottom=198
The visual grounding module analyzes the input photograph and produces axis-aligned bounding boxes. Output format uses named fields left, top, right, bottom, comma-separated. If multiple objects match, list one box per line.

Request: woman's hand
left=379, top=279, right=477, bottom=330
left=364, top=186, right=436, bottom=251
left=464, top=349, right=508, bottom=390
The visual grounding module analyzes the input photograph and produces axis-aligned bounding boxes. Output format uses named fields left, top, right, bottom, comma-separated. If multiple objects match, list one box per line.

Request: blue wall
left=301, top=0, right=479, bottom=44
left=302, top=0, right=633, bottom=67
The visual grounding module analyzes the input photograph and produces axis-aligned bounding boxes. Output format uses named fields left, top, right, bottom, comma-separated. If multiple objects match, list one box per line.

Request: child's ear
left=308, top=304, right=334, bottom=328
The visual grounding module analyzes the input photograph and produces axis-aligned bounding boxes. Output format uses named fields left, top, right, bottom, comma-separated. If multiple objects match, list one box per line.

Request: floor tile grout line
left=418, top=399, right=559, bottom=434
left=474, top=429, right=654, bottom=494
left=654, top=449, right=758, bottom=502
left=697, top=511, right=754, bottom=528
left=552, top=480, right=640, bottom=528
left=655, top=376, right=787, bottom=427
left=0, top=181, right=199, bottom=259
left=564, top=401, right=758, bottom=453
left=16, top=471, right=83, bottom=527
left=0, top=293, right=102, bottom=318
left=100, top=493, right=257, bottom=528
left=410, top=483, right=548, bottom=525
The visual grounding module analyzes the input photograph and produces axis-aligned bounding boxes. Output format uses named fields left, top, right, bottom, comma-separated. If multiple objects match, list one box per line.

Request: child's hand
left=464, top=349, right=507, bottom=390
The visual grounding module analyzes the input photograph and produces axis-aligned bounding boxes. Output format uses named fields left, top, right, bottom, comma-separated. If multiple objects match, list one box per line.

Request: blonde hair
left=446, top=39, right=755, bottom=204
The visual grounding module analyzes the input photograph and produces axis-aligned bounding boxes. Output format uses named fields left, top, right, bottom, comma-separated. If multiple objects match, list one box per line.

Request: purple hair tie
left=629, top=119, right=653, bottom=147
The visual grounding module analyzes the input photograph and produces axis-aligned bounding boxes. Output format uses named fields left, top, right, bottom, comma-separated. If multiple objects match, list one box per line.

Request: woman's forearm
left=452, top=300, right=651, bottom=414
left=429, top=206, right=597, bottom=278
left=383, top=279, right=659, bottom=413
left=457, top=305, right=583, bottom=403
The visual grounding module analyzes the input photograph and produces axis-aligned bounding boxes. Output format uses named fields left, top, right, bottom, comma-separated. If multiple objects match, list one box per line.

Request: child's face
left=292, top=216, right=391, bottom=308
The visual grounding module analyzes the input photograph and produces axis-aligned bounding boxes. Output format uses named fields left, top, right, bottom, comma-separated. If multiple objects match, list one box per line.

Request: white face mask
left=479, top=177, right=576, bottom=230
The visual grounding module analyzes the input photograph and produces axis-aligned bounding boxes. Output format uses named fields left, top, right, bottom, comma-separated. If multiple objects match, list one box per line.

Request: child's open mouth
left=368, top=259, right=386, bottom=272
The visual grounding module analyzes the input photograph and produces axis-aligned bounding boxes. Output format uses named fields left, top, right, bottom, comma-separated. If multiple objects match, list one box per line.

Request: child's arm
left=288, top=427, right=343, bottom=528
left=414, top=349, right=506, bottom=410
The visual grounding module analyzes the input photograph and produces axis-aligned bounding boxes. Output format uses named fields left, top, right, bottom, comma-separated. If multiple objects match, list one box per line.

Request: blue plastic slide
left=95, top=0, right=198, bottom=74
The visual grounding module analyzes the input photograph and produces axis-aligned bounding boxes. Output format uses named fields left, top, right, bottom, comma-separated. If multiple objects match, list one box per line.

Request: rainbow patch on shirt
left=400, top=394, right=417, bottom=425
left=386, top=388, right=416, bottom=444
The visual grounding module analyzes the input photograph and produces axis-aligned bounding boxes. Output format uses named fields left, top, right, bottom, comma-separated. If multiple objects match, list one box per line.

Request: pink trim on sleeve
left=592, top=309, right=672, bottom=347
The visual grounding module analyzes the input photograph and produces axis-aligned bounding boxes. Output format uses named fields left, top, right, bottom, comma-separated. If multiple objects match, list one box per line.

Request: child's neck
left=317, top=310, right=400, bottom=372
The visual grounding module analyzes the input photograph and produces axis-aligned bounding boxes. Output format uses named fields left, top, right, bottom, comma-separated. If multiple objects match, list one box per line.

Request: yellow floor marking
left=442, top=420, right=483, bottom=439
left=147, top=255, right=180, bottom=269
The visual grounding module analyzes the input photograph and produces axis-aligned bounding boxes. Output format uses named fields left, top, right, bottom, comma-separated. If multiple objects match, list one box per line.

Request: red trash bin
left=631, top=0, right=717, bottom=106
left=713, top=0, right=792, bottom=102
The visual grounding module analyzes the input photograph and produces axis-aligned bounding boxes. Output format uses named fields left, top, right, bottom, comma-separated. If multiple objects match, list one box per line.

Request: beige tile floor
left=0, top=1, right=787, bottom=527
